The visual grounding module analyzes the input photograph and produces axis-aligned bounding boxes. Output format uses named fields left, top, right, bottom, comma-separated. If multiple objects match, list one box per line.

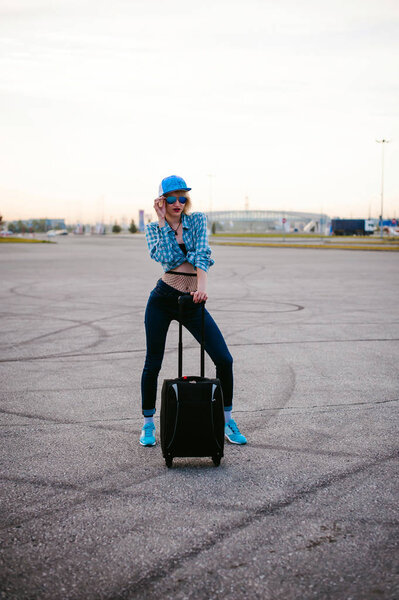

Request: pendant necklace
left=168, top=218, right=182, bottom=236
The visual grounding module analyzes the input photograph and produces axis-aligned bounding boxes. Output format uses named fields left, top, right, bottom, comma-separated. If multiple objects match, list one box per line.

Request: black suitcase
left=160, top=294, right=225, bottom=468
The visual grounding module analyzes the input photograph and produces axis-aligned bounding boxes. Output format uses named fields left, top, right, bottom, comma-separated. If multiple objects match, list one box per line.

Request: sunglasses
left=165, top=195, right=188, bottom=205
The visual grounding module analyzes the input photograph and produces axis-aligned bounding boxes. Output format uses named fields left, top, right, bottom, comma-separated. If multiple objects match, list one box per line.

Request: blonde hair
left=165, top=191, right=192, bottom=214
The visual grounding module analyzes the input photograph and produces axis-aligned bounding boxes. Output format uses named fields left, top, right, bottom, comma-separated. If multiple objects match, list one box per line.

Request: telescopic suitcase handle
left=177, top=295, right=205, bottom=378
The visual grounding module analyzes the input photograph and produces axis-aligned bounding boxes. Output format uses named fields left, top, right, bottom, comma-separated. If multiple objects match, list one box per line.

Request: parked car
left=47, top=229, right=68, bottom=236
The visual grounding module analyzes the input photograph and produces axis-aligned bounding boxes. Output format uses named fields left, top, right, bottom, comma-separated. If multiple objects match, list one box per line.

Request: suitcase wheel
left=165, top=456, right=173, bottom=468
left=212, top=455, right=221, bottom=467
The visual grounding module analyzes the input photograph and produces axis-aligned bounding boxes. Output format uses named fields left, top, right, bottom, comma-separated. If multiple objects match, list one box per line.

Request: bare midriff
left=162, top=261, right=197, bottom=292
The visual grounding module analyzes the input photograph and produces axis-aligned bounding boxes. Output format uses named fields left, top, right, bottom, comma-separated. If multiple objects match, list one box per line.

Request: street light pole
left=207, top=174, right=214, bottom=214
left=376, top=139, right=390, bottom=239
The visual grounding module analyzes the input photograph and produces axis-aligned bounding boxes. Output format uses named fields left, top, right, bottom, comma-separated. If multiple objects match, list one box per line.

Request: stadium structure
left=205, top=210, right=331, bottom=234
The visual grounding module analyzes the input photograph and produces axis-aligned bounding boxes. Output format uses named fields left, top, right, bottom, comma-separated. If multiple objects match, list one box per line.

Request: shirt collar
left=163, top=212, right=189, bottom=233
left=181, top=212, right=189, bottom=229
left=161, top=220, right=173, bottom=234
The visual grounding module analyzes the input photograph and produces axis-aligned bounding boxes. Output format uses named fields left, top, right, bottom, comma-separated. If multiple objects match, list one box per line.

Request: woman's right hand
left=154, top=196, right=167, bottom=220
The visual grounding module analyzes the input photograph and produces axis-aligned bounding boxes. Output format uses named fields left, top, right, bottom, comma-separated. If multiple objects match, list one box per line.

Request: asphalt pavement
left=1, top=234, right=398, bottom=600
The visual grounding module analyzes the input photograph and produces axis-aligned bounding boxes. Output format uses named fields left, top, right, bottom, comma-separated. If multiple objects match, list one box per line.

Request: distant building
left=139, top=210, right=145, bottom=232
left=45, top=218, right=67, bottom=230
left=7, top=218, right=66, bottom=232
left=205, top=210, right=330, bottom=234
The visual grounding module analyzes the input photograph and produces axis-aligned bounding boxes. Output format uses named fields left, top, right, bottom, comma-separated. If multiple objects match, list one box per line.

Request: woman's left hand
left=191, top=290, right=208, bottom=303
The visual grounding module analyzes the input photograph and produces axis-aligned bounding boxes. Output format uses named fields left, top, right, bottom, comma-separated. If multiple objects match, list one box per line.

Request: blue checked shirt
left=145, top=212, right=214, bottom=273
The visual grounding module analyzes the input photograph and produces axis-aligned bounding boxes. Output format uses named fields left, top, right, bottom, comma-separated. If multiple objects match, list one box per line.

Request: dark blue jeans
left=141, top=279, right=233, bottom=416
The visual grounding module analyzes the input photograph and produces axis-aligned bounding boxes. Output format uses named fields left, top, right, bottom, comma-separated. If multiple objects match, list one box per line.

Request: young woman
left=140, top=175, right=247, bottom=447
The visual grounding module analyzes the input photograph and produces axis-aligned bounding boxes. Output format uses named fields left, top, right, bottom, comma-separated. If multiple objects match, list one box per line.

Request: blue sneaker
left=225, top=419, right=247, bottom=445
left=139, top=422, right=156, bottom=446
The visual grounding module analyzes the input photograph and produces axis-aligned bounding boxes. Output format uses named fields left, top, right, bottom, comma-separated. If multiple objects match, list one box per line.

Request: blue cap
left=158, top=175, right=191, bottom=196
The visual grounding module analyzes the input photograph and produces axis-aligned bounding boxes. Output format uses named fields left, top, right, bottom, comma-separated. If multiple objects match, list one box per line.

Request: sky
left=0, top=0, right=398, bottom=224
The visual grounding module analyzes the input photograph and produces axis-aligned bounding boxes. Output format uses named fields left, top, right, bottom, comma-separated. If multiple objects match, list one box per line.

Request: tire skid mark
left=0, top=305, right=145, bottom=322
left=2, top=448, right=397, bottom=547
left=213, top=263, right=268, bottom=310
left=105, top=448, right=399, bottom=600
left=2, top=397, right=397, bottom=433
left=1, top=318, right=108, bottom=355
left=229, top=337, right=399, bottom=347
left=7, top=311, right=395, bottom=327
left=0, top=347, right=146, bottom=363
left=2, top=336, right=398, bottom=364
left=0, top=408, right=80, bottom=425
left=0, top=408, right=139, bottom=433
left=4, top=384, right=129, bottom=394
left=0, top=306, right=145, bottom=360
left=233, top=397, right=399, bottom=413
left=9, top=284, right=72, bottom=304
left=249, top=351, right=297, bottom=425
left=8, top=283, right=142, bottom=311
left=6, top=320, right=102, bottom=349
left=211, top=265, right=239, bottom=283
left=42, top=297, right=143, bottom=311
left=7, top=281, right=145, bottom=315
left=0, top=468, right=167, bottom=532
left=1, top=309, right=137, bottom=350
left=211, top=305, right=304, bottom=313
left=246, top=442, right=357, bottom=458
left=1, top=440, right=398, bottom=547
left=1, top=475, right=79, bottom=492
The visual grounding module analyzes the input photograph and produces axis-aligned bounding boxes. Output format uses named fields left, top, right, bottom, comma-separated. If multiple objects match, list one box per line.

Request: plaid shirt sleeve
left=189, top=213, right=214, bottom=272
left=145, top=222, right=173, bottom=265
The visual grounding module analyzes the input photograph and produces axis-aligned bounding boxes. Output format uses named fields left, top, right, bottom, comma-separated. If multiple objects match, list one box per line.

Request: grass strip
left=212, top=233, right=398, bottom=242
left=0, top=237, right=54, bottom=244
left=210, top=241, right=399, bottom=252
